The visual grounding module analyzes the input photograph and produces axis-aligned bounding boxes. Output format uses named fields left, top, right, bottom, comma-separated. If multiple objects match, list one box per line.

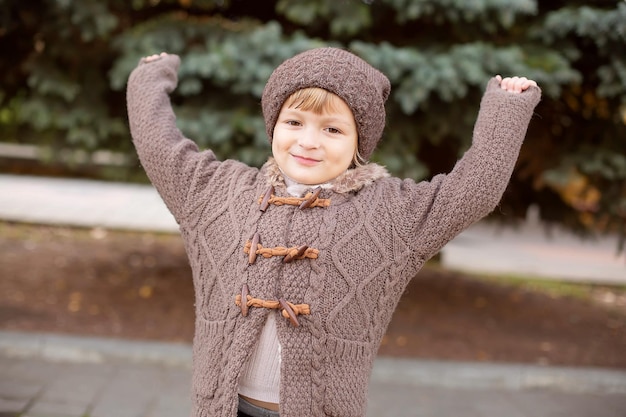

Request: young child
left=127, top=47, right=540, bottom=417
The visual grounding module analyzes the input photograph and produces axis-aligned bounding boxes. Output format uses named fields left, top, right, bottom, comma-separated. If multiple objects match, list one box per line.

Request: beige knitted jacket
left=127, top=54, right=541, bottom=417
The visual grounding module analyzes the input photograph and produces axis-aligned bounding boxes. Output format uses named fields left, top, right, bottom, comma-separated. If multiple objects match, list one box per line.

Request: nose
left=297, top=127, right=321, bottom=149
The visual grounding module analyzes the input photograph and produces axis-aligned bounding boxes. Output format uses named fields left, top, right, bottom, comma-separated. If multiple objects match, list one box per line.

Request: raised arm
left=388, top=76, right=542, bottom=260
left=126, top=53, right=219, bottom=221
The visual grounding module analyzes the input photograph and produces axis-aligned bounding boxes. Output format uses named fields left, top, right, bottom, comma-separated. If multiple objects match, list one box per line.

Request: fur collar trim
left=262, top=157, right=390, bottom=194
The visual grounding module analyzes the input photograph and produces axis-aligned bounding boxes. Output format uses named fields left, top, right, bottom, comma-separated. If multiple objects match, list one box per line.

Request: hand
left=495, top=75, right=538, bottom=94
left=142, top=52, right=168, bottom=64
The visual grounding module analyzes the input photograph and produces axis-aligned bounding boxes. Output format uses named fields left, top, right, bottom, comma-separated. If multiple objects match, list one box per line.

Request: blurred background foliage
left=0, top=0, right=625, bottom=246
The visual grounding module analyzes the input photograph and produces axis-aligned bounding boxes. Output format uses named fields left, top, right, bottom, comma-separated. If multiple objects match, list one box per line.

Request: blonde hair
left=284, top=88, right=365, bottom=167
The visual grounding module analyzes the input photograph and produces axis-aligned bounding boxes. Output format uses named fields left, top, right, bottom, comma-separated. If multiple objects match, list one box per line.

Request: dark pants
left=237, top=397, right=280, bottom=417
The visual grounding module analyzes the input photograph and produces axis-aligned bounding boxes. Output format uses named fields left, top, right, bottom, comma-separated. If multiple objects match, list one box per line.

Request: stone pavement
left=0, top=174, right=178, bottom=233
left=1, top=331, right=626, bottom=417
left=442, top=220, right=625, bottom=285
left=1, top=173, right=626, bottom=417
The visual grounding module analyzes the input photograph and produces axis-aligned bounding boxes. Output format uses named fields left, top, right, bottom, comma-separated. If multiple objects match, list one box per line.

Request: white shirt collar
left=280, top=170, right=330, bottom=197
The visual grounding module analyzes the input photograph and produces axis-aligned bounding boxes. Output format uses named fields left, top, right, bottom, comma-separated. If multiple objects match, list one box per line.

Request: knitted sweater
left=126, top=54, right=541, bottom=417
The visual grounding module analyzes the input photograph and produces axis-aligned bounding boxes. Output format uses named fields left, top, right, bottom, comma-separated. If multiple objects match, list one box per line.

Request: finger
left=518, top=77, right=529, bottom=93
left=500, top=77, right=513, bottom=91
left=499, top=76, right=538, bottom=93
left=502, top=77, right=524, bottom=94
left=521, top=79, right=538, bottom=91
left=143, top=53, right=166, bottom=63
left=511, top=77, right=522, bottom=93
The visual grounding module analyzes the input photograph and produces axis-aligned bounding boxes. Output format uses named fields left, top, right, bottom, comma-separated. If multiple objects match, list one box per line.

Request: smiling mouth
left=292, top=154, right=321, bottom=165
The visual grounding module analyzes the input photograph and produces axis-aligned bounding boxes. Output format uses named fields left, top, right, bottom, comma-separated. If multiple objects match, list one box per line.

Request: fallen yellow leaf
left=139, top=285, right=153, bottom=299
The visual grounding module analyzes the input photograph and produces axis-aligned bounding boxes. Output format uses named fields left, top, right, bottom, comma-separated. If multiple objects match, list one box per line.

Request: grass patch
left=425, top=261, right=626, bottom=310
left=475, top=273, right=601, bottom=299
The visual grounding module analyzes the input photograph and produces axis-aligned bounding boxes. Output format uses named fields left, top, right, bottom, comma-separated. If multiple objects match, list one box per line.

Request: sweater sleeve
left=387, top=77, right=542, bottom=260
left=126, top=54, right=219, bottom=221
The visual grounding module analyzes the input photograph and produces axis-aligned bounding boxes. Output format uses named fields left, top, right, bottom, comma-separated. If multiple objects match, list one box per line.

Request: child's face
left=272, top=97, right=358, bottom=185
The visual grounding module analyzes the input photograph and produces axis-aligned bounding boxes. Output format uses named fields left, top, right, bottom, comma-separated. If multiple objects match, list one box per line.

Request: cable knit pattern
left=127, top=53, right=541, bottom=417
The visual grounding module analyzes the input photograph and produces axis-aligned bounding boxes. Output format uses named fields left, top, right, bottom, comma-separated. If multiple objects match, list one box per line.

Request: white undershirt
left=283, top=172, right=331, bottom=197
left=238, top=313, right=281, bottom=403
left=238, top=175, right=320, bottom=404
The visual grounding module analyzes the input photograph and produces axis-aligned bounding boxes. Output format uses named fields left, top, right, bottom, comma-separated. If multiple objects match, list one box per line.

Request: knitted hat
left=262, top=47, right=391, bottom=161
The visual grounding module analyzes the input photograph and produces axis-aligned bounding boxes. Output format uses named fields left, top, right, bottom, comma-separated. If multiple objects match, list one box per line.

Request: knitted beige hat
left=262, top=47, right=391, bottom=160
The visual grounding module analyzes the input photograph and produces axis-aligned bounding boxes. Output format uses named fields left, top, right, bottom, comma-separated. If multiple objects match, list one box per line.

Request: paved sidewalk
left=443, top=220, right=626, bottom=284
left=1, top=331, right=626, bottom=417
left=0, top=174, right=178, bottom=233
